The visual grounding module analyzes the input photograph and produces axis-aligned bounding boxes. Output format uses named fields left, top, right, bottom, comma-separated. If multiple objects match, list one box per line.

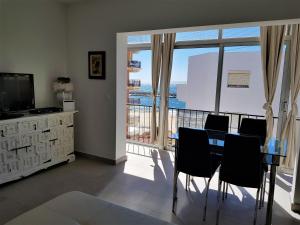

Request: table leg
left=266, top=164, right=276, bottom=225
left=174, top=139, right=178, bottom=156
left=172, top=139, right=178, bottom=212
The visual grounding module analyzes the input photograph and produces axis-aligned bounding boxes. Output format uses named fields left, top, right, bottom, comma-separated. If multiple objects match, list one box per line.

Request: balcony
left=127, top=60, right=141, bottom=73
left=126, top=104, right=300, bottom=149
left=128, top=79, right=141, bottom=90
left=128, top=98, right=141, bottom=105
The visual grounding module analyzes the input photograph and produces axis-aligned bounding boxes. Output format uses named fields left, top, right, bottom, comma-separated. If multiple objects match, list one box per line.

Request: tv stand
left=0, top=111, right=76, bottom=185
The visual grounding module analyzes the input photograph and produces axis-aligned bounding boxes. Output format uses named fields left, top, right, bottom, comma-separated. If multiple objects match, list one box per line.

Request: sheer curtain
left=158, top=33, right=176, bottom=149
left=260, top=25, right=286, bottom=145
left=150, top=34, right=163, bottom=144
left=281, top=24, right=300, bottom=168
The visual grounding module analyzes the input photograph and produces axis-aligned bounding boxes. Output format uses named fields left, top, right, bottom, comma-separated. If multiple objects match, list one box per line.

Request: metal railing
left=128, top=79, right=141, bottom=87
left=126, top=104, right=152, bottom=143
left=128, top=98, right=141, bottom=105
left=126, top=104, right=280, bottom=146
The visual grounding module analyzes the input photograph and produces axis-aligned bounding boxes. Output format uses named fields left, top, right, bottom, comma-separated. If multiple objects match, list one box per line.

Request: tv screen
left=0, top=73, right=35, bottom=112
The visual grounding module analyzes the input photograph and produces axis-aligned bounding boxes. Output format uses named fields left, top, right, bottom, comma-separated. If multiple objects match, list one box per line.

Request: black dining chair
left=239, top=118, right=267, bottom=207
left=239, top=118, right=267, bottom=145
left=204, top=114, right=230, bottom=199
left=172, top=127, right=221, bottom=221
left=216, top=134, right=263, bottom=225
left=204, top=114, right=229, bottom=140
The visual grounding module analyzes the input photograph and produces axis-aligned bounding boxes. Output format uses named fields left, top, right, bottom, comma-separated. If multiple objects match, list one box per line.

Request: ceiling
left=53, top=0, right=86, bottom=4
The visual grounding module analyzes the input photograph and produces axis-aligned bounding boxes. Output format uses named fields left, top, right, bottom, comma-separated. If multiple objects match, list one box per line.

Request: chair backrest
left=177, top=127, right=212, bottom=177
left=239, top=118, right=267, bottom=145
left=204, top=114, right=229, bottom=133
left=220, top=134, right=262, bottom=188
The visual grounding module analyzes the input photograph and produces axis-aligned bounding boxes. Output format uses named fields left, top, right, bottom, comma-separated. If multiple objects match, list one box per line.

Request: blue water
left=130, top=84, right=186, bottom=109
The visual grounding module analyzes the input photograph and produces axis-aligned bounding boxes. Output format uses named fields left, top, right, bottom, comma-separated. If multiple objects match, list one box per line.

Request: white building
left=177, top=52, right=284, bottom=116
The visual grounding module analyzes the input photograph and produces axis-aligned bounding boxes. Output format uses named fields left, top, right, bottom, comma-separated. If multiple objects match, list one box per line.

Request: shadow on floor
left=0, top=145, right=299, bottom=225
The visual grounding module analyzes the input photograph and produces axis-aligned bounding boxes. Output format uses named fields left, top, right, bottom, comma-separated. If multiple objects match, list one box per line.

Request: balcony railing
left=126, top=103, right=286, bottom=148
left=128, top=79, right=141, bottom=88
left=128, top=98, right=141, bottom=105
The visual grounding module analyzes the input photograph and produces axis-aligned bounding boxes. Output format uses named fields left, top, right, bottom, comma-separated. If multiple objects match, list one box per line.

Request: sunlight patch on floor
left=124, top=143, right=171, bottom=181
left=273, top=173, right=300, bottom=220
left=125, top=142, right=300, bottom=221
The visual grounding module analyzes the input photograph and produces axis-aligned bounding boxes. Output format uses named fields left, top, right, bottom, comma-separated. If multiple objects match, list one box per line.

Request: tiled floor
left=0, top=143, right=299, bottom=225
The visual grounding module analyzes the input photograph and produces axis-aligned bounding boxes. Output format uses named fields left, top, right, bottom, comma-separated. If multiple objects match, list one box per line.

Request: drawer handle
left=42, top=129, right=50, bottom=133
left=43, top=159, right=51, bottom=164
left=67, top=125, right=74, bottom=128
left=49, top=138, right=58, bottom=142
left=10, top=145, right=31, bottom=151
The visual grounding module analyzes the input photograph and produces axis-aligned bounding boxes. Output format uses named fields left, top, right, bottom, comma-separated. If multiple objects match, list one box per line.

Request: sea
left=130, top=84, right=186, bottom=109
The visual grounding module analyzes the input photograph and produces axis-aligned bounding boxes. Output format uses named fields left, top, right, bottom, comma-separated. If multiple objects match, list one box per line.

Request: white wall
left=179, top=53, right=219, bottom=111
left=177, top=52, right=285, bottom=115
left=0, top=0, right=68, bottom=107
left=176, top=83, right=188, bottom=104
left=0, top=0, right=4, bottom=70
left=115, top=34, right=128, bottom=161
left=67, top=0, right=300, bottom=161
left=220, top=52, right=283, bottom=116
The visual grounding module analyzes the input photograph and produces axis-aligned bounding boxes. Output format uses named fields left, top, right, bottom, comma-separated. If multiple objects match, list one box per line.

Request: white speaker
left=63, top=100, right=75, bottom=112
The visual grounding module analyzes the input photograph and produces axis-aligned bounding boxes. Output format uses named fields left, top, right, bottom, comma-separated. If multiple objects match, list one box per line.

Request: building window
left=227, top=71, right=250, bottom=88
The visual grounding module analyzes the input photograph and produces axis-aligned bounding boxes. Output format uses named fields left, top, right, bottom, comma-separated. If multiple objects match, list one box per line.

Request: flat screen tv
left=0, top=73, right=35, bottom=112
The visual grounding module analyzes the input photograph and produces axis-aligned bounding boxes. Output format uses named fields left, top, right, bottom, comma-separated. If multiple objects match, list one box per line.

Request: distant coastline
left=129, top=84, right=186, bottom=109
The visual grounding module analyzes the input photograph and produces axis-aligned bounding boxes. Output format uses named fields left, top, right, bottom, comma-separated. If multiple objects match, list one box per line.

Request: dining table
left=169, top=129, right=287, bottom=225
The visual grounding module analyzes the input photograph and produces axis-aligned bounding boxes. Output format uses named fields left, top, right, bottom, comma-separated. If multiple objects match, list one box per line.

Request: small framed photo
left=88, top=51, right=106, bottom=79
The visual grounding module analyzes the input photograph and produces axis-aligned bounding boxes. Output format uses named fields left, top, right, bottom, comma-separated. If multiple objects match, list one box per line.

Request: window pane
left=175, top=47, right=219, bottom=111
left=176, top=30, right=219, bottom=42
left=222, top=27, right=260, bottom=39
left=127, top=35, right=151, bottom=44
left=219, top=45, right=284, bottom=133
left=220, top=46, right=264, bottom=115
left=128, top=50, right=152, bottom=105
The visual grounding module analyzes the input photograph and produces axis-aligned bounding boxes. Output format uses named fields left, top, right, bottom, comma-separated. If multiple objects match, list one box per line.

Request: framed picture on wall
left=88, top=51, right=106, bottom=79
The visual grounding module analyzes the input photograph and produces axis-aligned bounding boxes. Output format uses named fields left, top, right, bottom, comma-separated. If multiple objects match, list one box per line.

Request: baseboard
left=115, top=155, right=128, bottom=164
left=75, top=151, right=127, bottom=165
left=291, top=202, right=300, bottom=213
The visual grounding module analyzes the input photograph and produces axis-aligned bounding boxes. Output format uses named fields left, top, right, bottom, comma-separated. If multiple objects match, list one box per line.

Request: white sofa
left=5, top=191, right=174, bottom=225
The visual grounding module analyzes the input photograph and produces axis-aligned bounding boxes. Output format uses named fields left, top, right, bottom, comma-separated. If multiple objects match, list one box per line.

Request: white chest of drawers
left=0, top=111, right=76, bottom=184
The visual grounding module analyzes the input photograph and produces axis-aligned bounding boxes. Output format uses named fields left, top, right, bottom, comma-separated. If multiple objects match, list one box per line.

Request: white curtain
left=158, top=33, right=176, bottom=149
left=281, top=24, right=300, bottom=168
left=150, top=34, right=163, bottom=143
left=260, top=25, right=286, bottom=145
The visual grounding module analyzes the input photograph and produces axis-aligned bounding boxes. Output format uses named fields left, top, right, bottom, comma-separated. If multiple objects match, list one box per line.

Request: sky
left=128, top=27, right=260, bottom=84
